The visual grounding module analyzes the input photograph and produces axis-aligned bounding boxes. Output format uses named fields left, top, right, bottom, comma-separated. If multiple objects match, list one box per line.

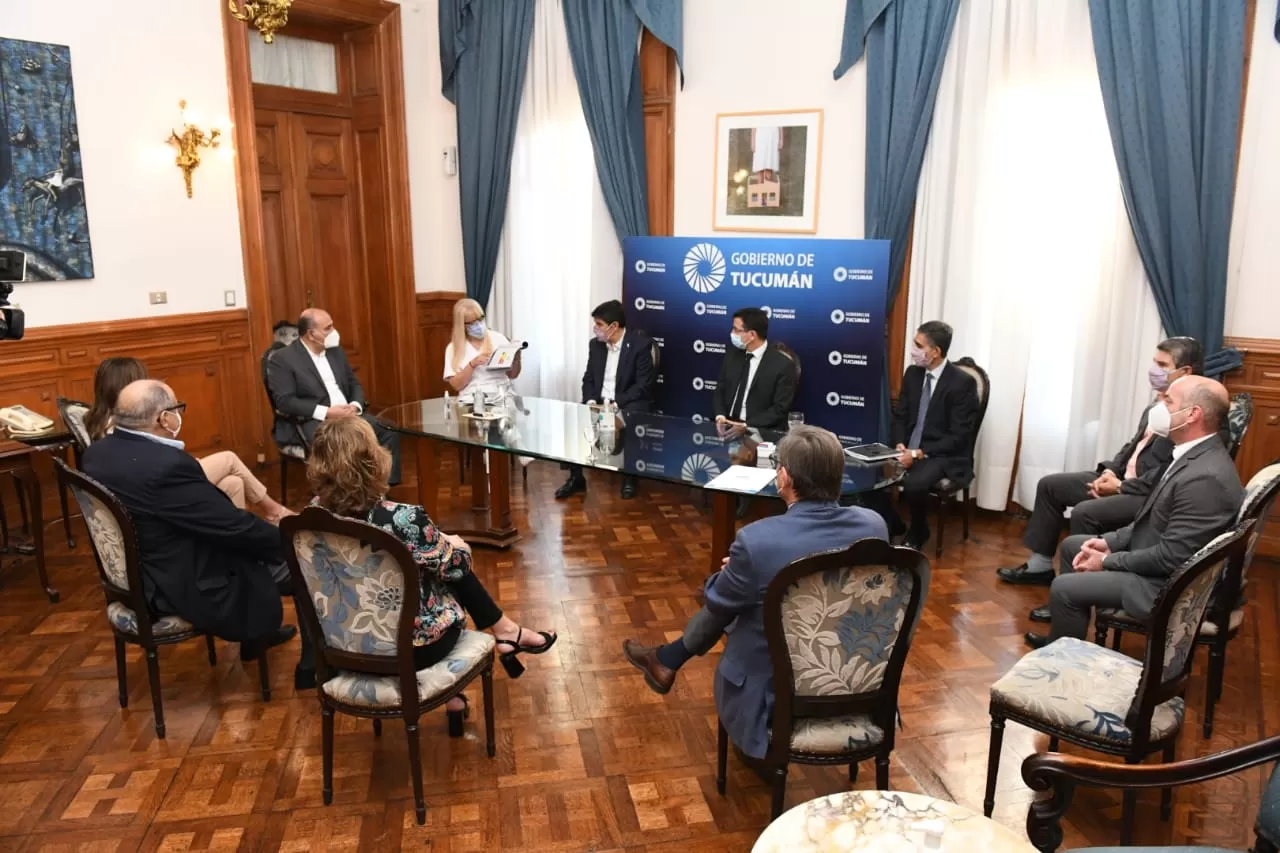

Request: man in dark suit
left=712, top=307, right=797, bottom=433
left=556, top=300, right=654, bottom=500
left=869, top=320, right=979, bottom=549
left=998, top=336, right=1205, bottom=592
left=621, top=425, right=890, bottom=759
left=1028, top=376, right=1243, bottom=646
left=82, top=380, right=308, bottom=677
left=266, top=307, right=401, bottom=484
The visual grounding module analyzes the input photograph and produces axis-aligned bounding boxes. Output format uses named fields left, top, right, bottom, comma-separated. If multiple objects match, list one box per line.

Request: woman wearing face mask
left=86, top=357, right=292, bottom=524
left=443, top=298, right=522, bottom=396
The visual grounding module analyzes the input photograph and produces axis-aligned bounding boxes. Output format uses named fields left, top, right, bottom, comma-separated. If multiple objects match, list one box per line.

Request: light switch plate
left=224, top=290, right=236, bottom=307
left=149, top=291, right=167, bottom=305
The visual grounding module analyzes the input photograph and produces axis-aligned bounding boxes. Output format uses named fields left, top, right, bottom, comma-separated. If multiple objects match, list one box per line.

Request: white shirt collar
left=1171, top=433, right=1216, bottom=463
left=926, top=360, right=946, bottom=383
left=748, top=339, right=768, bottom=359
left=608, top=329, right=626, bottom=352
left=116, top=426, right=186, bottom=451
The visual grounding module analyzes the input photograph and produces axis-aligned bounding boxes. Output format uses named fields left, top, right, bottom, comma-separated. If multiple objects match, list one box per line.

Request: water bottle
left=443, top=390, right=452, bottom=422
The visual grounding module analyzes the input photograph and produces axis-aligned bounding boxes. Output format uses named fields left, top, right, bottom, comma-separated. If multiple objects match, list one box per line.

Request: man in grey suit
left=1027, top=376, right=1244, bottom=647
left=621, top=425, right=889, bottom=760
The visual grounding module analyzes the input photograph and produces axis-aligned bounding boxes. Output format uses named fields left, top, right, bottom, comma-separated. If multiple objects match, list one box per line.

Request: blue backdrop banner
left=623, top=236, right=890, bottom=444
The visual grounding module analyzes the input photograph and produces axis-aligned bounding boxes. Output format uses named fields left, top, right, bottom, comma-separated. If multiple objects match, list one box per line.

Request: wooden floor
left=0, top=459, right=1275, bottom=852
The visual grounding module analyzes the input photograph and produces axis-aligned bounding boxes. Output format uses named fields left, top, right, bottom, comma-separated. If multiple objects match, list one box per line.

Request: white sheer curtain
left=488, top=0, right=624, bottom=402
left=907, top=0, right=1164, bottom=511
left=248, top=34, right=339, bottom=94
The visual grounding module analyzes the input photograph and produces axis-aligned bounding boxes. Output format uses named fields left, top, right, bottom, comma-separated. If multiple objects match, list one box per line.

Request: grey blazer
left=1102, top=435, right=1243, bottom=581
left=703, top=501, right=889, bottom=759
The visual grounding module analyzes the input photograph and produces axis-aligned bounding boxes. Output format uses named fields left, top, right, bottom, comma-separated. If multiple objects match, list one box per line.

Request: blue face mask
left=466, top=320, right=486, bottom=338
left=730, top=332, right=746, bottom=350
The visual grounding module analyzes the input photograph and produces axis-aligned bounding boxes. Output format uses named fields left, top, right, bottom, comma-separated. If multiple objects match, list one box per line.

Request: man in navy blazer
left=622, top=425, right=888, bottom=760
left=556, top=300, right=655, bottom=500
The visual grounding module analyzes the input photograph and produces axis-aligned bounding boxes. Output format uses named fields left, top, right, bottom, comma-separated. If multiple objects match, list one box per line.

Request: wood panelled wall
left=640, top=31, right=676, bottom=236
left=417, top=291, right=464, bottom=400
left=1224, top=336, right=1280, bottom=557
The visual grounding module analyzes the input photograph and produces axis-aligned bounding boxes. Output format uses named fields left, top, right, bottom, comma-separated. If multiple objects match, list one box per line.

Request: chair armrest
left=1021, top=736, right=1280, bottom=853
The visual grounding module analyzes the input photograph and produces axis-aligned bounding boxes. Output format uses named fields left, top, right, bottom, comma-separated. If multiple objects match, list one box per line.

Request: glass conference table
left=377, top=395, right=903, bottom=573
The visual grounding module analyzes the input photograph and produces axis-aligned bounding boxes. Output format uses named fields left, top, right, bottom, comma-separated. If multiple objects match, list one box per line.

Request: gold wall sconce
left=228, top=0, right=292, bottom=44
left=167, top=101, right=221, bottom=199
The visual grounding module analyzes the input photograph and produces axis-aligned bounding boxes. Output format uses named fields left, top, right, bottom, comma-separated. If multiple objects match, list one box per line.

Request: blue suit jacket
left=705, top=500, right=889, bottom=759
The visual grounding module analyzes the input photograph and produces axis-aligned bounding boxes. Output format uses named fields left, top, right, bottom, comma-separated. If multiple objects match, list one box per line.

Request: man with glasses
left=82, top=379, right=312, bottom=685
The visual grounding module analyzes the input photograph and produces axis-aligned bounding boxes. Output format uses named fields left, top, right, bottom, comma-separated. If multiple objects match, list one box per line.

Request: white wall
left=674, top=0, right=866, bottom=239
left=1225, top=15, right=1280, bottom=340
left=4, top=2, right=245, bottom=328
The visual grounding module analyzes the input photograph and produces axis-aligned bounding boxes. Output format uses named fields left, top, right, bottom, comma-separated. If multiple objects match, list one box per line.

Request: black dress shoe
left=240, top=625, right=298, bottom=662
left=997, top=564, right=1055, bottom=586
left=555, top=475, right=586, bottom=499
left=1024, top=632, right=1050, bottom=650
left=904, top=529, right=930, bottom=551
left=620, top=477, right=639, bottom=500
left=294, top=667, right=317, bottom=691
left=1029, top=605, right=1051, bottom=623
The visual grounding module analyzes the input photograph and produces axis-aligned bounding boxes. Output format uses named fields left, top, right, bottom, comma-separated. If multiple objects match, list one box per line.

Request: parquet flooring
left=0, top=459, right=1276, bottom=852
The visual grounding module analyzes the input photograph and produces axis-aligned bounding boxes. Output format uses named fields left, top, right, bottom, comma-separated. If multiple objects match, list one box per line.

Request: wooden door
left=256, top=109, right=305, bottom=328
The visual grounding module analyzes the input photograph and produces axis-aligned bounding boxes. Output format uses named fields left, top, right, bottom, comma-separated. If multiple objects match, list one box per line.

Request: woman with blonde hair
left=307, top=417, right=556, bottom=736
left=443, top=297, right=521, bottom=395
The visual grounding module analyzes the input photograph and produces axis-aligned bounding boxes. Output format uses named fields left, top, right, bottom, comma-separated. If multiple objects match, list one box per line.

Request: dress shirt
left=1160, top=433, right=1217, bottom=481
left=601, top=330, right=625, bottom=403
left=1124, top=431, right=1154, bottom=480
left=738, top=340, right=769, bottom=421
left=308, top=346, right=359, bottom=421
left=115, top=427, right=185, bottom=451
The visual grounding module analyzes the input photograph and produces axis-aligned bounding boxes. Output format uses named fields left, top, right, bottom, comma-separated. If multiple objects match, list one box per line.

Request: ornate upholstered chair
left=1225, top=392, right=1253, bottom=460
left=53, top=459, right=272, bottom=739
left=716, top=538, right=930, bottom=819
left=261, top=344, right=310, bottom=502
left=1094, top=462, right=1280, bottom=737
left=55, top=396, right=91, bottom=457
left=983, top=522, right=1255, bottom=844
left=1022, top=734, right=1280, bottom=853
left=927, top=356, right=990, bottom=557
left=280, top=506, right=496, bottom=825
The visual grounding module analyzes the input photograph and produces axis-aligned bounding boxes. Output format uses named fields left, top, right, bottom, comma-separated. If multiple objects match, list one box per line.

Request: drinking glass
left=787, top=412, right=805, bottom=429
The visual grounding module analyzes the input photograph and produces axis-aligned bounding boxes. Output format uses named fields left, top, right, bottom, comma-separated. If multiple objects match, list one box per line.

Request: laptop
left=844, top=443, right=901, bottom=463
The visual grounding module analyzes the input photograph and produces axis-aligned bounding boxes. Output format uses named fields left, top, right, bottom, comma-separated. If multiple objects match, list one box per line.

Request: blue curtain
left=439, top=0, right=534, bottom=308
left=630, top=0, right=684, bottom=80
left=1089, top=0, right=1246, bottom=368
left=834, top=0, right=960, bottom=439
left=562, top=0, right=651, bottom=241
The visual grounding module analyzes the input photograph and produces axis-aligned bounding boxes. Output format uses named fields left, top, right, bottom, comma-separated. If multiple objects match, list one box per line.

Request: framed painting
left=712, top=109, right=823, bottom=233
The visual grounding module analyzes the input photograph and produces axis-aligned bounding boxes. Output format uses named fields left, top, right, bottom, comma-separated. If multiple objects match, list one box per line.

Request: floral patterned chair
left=280, top=506, right=496, bottom=826
left=1094, top=462, right=1280, bottom=738
left=1224, top=392, right=1253, bottom=460
left=53, top=459, right=272, bottom=740
left=982, top=521, right=1257, bottom=845
left=717, top=538, right=930, bottom=819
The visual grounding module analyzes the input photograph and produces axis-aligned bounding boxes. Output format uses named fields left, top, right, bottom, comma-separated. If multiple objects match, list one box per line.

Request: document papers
left=704, top=465, right=777, bottom=494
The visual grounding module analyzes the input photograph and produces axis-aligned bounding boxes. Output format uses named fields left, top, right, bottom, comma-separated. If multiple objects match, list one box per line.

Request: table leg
left=486, top=449, right=513, bottom=537
left=448, top=449, right=518, bottom=549
left=468, top=446, right=489, bottom=512
left=57, top=444, right=76, bottom=549
left=13, top=466, right=57, bottom=602
left=416, top=435, right=440, bottom=520
left=709, top=491, right=736, bottom=574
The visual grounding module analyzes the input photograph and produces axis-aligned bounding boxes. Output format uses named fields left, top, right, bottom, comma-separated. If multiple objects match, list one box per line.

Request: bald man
left=1027, top=376, right=1244, bottom=647
left=266, top=307, right=401, bottom=484
left=82, top=380, right=306, bottom=673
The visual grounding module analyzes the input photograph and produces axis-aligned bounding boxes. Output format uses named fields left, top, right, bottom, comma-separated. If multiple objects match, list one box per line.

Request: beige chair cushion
left=107, top=601, right=192, bottom=638
left=320, top=629, right=495, bottom=708
left=778, top=715, right=885, bottom=755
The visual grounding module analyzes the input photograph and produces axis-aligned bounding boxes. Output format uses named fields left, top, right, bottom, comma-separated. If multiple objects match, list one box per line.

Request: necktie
left=908, top=373, right=933, bottom=449
left=731, top=352, right=754, bottom=418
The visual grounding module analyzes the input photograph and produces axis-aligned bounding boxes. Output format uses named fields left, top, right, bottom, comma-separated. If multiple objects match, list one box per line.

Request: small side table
left=753, top=790, right=1037, bottom=853
left=0, top=439, right=59, bottom=602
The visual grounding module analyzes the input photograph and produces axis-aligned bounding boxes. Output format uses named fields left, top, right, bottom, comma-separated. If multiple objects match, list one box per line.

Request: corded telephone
left=0, top=404, right=55, bottom=435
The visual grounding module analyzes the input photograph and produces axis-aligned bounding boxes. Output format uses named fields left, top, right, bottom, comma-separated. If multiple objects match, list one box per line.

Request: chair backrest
left=52, top=458, right=163, bottom=638
left=764, top=538, right=930, bottom=760
left=1205, top=461, right=1280, bottom=623
left=281, top=507, right=424, bottom=706
left=773, top=342, right=802, bottom=383
left=56, top=397, right=92, bottom=452
left=1126, top=521, right=1253, bottom=742
left=951, top=357, right=990, bottom=460
left=1226, top=392, right=1253, bottom=460
left=261, top=344, right=286, bottom=408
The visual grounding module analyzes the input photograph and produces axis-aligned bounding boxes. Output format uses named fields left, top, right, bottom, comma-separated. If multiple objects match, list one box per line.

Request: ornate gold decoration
left=228, top=0, right=292, bottom=44
left=167, top=101, right=221, bottom=199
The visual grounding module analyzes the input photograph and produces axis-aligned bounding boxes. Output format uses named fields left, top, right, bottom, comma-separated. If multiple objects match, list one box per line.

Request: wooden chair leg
left=258, top=655, right=271, bottom=702
left=373, top=719, right=382, bottom=737
left=849, top=762, right=858, bottom=783
left=1160, top=742, right=1175, bottom=821
left=1094, top=623, right=1109, bottom=646
left=1204, top=642, right=1226, bottom=739
left=57, top=449, right=76, bottom=549
left=0, top=490, right=9, bottom=553
left=1111, top=629, right=1123, bottom=651
left=205, top=635, right=217, bottom=667
left=113, top=636, right=129, bottom=708
left=716, top=719, right=728, bottom=795
left=280, top=458, right=289, bottom=505
left=934, top=493, right=946, bottom=559
left=961, top=486, right=971, bottom=541
left=144, top=648, right=166, bottom=739
left=875, top=754, right=889, bottom=789
left=1121, top=756, right=1139, bottom=844
left=483, top=667, right=496, bottom=758
left=321, top=705, right=334, bottom=805
left=406, top=716, right=427, bottom=825
left=983, top=716, right=1005, bottom=817
left=1047, top=736, right=1059, bottom=752
left=770, top=766, right=788, bottom=820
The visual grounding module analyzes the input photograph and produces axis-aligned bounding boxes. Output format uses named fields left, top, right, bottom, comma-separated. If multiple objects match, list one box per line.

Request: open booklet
left=486, top=343, right=524, bottom=370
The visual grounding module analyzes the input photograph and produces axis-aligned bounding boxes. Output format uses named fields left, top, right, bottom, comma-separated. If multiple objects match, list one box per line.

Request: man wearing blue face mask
left=712, top=307, right=797, bottom=432
left=998, top=337, right=1205, bottom=600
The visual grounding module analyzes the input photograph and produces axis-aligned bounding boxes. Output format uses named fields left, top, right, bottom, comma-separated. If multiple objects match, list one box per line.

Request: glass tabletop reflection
left=377, top=396, right=903, bottom=499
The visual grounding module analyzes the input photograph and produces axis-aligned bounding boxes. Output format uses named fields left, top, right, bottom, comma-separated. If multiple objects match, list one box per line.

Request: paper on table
left=704, top=465, right=777, bottom=494
left=487, top=344, right=523, bottom=370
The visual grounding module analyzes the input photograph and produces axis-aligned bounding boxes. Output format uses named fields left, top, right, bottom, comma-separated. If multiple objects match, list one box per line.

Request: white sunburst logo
left=681, top=453, right=722, bottom=484
left=683, top=243, right=726, bottom=294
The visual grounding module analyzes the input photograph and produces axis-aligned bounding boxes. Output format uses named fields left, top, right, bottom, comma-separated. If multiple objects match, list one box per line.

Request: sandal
left=495, top=627, right=558, bottom=679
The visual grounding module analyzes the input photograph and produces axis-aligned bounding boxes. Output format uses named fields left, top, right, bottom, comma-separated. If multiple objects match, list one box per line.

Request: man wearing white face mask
left=266, top=307, right=401, bottom=484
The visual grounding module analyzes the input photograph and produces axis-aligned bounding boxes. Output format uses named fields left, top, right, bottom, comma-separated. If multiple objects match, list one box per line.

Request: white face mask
left=162, top=409, right=183, bottom=439
left=323, top=329, right=340, bottom=349
left=1147, top=402, right=1191, bottom=438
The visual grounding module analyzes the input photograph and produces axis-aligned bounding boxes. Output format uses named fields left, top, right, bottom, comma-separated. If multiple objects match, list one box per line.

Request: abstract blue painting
left=0, top=37, right=94, bottom=281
